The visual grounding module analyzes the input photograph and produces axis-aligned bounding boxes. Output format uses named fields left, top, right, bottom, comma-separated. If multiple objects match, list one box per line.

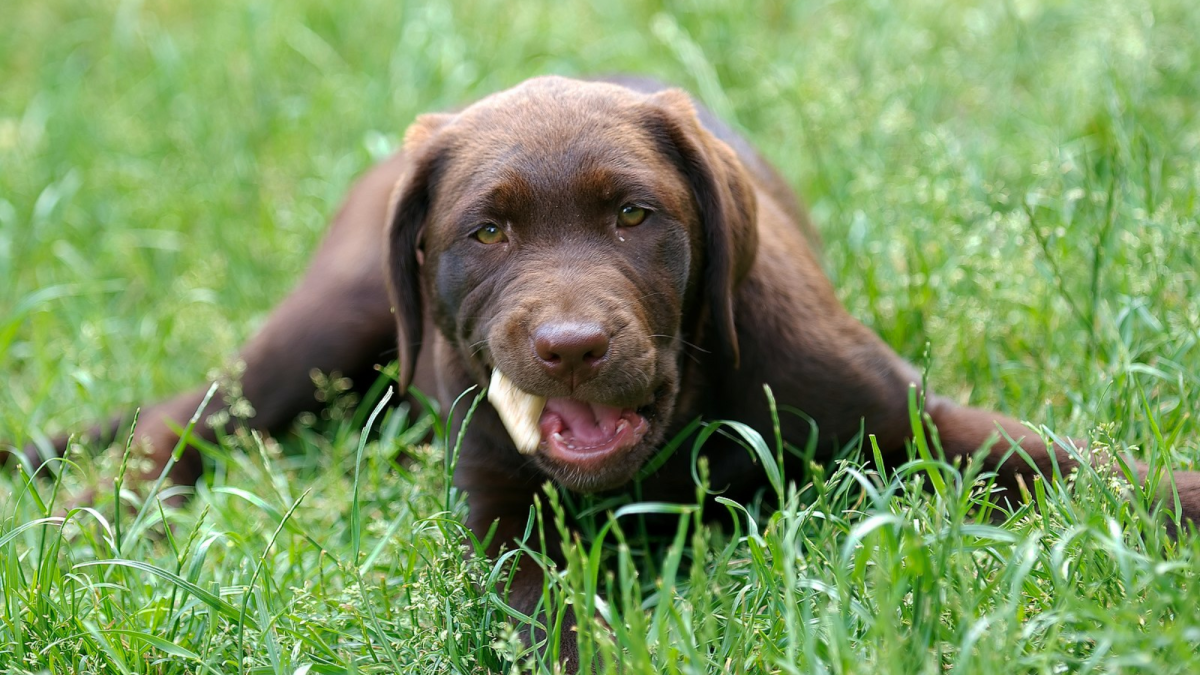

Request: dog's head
left=385, top=76, right=756, bottom=492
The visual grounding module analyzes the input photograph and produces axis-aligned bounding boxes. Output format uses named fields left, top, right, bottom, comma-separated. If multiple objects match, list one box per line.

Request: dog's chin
left=534, top=439, right=657, bottom=493
left=532, top=441, right=652, bottom=487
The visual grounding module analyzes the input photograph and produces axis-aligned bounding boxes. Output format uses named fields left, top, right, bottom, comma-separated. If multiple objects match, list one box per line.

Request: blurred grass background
left=2, top=0, right=1200, bottom=672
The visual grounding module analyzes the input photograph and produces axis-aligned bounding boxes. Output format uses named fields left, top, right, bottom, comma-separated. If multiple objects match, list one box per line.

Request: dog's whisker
left=648, top=334, right=710, bottom=354
left=466, top=337, right=490, bottom=355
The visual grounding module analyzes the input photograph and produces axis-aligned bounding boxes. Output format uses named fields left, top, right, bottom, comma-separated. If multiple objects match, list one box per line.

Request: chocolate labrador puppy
left=13, top=75, right=1200, bottom=670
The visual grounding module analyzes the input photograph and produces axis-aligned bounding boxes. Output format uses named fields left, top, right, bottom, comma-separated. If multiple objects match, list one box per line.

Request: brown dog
left=13, top=75, right=1200, bottom=670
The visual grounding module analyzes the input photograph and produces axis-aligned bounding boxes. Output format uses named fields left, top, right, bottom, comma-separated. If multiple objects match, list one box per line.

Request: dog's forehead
left=468, top=77, right=644, bottom=130
left=436, top=79, right=686, bottom=214
left=455, top=80, right=666, bottom=168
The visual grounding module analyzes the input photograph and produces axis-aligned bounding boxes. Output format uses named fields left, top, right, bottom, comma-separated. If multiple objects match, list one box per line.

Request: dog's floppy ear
left=385, top=112, right=453, bottom=391
left=643, top=89, right=757, bottom=367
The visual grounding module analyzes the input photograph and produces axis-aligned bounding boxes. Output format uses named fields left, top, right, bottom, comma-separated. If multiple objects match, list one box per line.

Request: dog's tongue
left=539, top=398, right=624, bottom=445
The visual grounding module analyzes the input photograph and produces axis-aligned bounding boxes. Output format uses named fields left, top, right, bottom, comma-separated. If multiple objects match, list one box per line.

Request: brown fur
left=10, top=76, right=1200, bottom=672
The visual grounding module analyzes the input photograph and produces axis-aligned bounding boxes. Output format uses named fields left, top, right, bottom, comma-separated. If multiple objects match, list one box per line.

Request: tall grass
left=3, top=0, right=1200, bottom=672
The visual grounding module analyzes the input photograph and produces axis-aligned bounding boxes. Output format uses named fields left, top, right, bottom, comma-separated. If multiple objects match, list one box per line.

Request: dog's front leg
left=459, top=462, right=589, bottom=673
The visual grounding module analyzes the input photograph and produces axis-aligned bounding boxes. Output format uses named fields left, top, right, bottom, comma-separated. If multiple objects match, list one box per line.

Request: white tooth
left=488, top=369, right=547, bottom=455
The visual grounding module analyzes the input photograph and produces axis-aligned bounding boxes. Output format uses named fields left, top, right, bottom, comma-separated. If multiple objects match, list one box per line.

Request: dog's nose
left=533, top=322, right=610, bottom=386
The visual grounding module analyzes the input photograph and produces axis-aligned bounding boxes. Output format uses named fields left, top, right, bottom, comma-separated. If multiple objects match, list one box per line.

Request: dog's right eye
left=617, top=204, right=648, bottom=227
left=473, top=223, right=508, bottom=245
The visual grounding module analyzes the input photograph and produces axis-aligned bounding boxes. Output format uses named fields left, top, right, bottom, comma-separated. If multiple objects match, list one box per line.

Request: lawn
left=3, top=0, right=1200, bottom=672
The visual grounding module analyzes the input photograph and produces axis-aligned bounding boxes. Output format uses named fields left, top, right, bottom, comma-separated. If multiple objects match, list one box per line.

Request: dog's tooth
left=488, top=369, right=546, bottom=455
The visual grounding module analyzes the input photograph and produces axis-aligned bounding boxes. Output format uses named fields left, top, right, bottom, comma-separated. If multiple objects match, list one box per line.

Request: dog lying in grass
left=10, top=75, right=1200, bottom=671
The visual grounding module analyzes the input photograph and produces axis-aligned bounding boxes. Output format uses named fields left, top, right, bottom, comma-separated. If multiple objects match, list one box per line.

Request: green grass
left=4, top=0, right=1200, bottom=672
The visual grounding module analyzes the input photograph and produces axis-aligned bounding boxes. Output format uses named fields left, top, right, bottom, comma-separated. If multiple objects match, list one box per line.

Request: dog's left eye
left=473, top=223, right=508, bottom=245
left=617, top=204, right=648, bottom=227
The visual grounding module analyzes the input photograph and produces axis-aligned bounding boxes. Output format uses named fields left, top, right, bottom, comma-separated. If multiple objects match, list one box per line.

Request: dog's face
left=386, top=77, right=757, bottom=492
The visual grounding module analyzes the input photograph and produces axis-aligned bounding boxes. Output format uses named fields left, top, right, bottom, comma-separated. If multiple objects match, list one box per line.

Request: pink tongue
left=540, top=398, right=624, bottom=445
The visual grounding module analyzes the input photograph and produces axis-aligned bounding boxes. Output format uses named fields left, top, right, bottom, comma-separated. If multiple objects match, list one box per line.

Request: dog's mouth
left=488, top=369, right=652, bottom=473
left=538, top=398, right=650, bottom=468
